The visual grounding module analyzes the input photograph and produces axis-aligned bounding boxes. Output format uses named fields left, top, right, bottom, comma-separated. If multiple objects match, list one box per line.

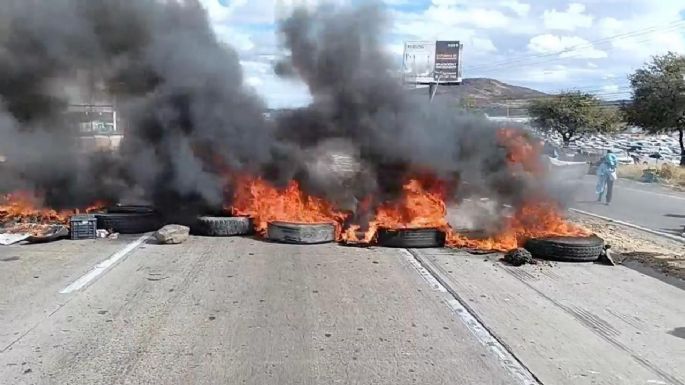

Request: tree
left=528, top=91, right=620, bottom=146
left=624, top=52, right=685, bottom=166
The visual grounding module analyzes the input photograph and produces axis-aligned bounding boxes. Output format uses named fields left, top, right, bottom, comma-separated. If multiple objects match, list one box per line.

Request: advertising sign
left=403, top=40, right=462, bottom=85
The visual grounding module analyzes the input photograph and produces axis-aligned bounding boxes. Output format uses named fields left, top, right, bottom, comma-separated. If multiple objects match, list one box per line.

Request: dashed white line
left=59, top=233, right=151, bottom=294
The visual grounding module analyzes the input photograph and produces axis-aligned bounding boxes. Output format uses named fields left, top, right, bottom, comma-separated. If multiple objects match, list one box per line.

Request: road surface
left=1, top=236, right=683, bottom=384
left=573, top=175, right=685, bottom=236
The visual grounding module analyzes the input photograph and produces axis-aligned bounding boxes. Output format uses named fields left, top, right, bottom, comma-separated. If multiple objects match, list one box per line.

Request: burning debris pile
left=0, top=1, right=590, bottom=251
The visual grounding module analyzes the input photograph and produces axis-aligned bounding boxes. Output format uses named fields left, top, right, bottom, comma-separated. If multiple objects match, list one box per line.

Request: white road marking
left=401, top=249, right=540, bottom=385
left=60, top=233, right=151, bottom=294
left=569, top=208, right=685, bottom=244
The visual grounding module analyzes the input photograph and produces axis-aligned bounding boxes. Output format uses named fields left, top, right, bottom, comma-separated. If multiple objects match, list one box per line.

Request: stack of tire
left=95, top=205, right=162, bottom=234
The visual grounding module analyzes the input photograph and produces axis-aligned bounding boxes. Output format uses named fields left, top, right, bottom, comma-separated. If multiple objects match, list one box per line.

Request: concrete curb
left=569, top=208, right=685, bottom=244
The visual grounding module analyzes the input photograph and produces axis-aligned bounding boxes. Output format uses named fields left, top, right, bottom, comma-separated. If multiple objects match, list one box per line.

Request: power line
left=462, top=20, right=685, bottom=73
left=463, top=20, right=685, bottom=71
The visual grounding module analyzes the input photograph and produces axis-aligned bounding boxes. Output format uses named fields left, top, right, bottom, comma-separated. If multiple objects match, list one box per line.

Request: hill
left=409, top=78, right=547, bottom=116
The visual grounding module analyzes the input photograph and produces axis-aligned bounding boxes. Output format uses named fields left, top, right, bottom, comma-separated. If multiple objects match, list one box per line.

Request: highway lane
left=0, top=237, right=520, bottom=385
left=572, top=175, right=685, bottom=236
left=1, top=235, right=683, bottom=384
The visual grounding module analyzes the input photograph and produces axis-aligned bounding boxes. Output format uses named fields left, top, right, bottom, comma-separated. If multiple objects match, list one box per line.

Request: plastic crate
left=70, top=214, right=97, bottom=240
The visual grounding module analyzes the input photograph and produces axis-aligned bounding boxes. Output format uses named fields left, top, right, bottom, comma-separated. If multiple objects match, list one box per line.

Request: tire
left=106, top=205, right=156, bottom=214
left=26, top=225, right=69, bottom=244
left=195, top=216, right=252, bottom=236
left=377, top=228, right=446, bottom=248
left=96, top=212, right=162, bottom=234
left=453, top=228, right=490, bottom=240
left=524, top=235, right=604, bottom=262
left=267, top=221, right=335, bottom=244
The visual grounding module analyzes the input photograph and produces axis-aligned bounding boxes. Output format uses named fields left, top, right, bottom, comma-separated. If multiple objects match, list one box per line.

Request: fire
left=341, top=128, right=590, bottom=250
left=447, top=202, right=590, bottom=251
left=230, top=175, right=348, bottom=236
left=0, top=191, right=106, bottom=228
left=343, top=177, right=451, bottom=243
left=223, top=128, right=589, bottom=251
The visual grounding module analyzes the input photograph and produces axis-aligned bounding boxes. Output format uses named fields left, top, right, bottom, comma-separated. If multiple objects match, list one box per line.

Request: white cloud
left=542, top=3, right=594, bottom=31
left=196, top=0, right=685, bottom=107
left=528, top=34, right=607, bottom=59
left=470, top=37, right=497, bottom=53
left=500, top=0, right=530, bottom=17
left=602, top=84, right=620, bottom=93
left=423, top=5, right=511, bottom=29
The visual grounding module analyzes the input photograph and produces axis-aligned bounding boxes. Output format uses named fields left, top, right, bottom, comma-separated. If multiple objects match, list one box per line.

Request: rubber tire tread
left=267, top=222, right=335, bottom=244
left=96, top=213, right=161, bottom=234
left=377, top=228, right=446, bottom=248
left=106, top=205, right=156, bottom=214
left=196, top=216, right=252, bottom=236
left=524, top=235, right=604, bottom=262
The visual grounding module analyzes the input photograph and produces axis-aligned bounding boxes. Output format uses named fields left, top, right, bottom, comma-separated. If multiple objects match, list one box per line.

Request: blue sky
left=198, top=0, right=685, bottom=108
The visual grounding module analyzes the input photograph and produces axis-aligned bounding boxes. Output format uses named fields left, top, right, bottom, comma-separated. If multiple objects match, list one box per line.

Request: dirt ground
left=568, top=211, right=685, bottom=280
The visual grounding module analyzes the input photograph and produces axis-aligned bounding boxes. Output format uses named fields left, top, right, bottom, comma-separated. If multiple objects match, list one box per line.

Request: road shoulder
left=568, top=211, right=685, bottom=282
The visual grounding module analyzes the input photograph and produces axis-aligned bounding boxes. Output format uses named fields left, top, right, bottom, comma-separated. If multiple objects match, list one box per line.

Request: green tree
left=624, top=52, right=685, bottom=166
left=528, top=91, right=620, bottom=146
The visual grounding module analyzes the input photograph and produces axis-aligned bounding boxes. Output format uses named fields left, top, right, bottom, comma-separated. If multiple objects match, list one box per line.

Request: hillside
left=409, top=78, right=547, bottom=116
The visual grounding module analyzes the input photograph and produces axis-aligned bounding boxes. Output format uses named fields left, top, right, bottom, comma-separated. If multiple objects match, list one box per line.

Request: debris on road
left=69, top=214, right=98, bottom=240
left=0, top=233, right=30, bottom=245
left=503, top=248, right=537, bottom=266
left=154, top=225, right=190, bottom=244
left=597, top=245, right=616, bottom=266
left=26, top=225, right=69, bottom=244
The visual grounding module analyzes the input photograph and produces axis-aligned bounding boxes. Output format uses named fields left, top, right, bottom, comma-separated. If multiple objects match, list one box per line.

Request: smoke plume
left=273, top=4, right=547, bottom=231
left=0, top=0, right=552, bottom=230
left=0, top=0, right=272, bottom=218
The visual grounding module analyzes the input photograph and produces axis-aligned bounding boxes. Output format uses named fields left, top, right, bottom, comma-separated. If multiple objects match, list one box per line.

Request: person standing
left=596, top=150, right=618, bottom=204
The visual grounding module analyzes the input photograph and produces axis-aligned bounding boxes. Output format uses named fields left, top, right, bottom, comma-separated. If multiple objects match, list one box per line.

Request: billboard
left=403, top=40, right=462, bottom=85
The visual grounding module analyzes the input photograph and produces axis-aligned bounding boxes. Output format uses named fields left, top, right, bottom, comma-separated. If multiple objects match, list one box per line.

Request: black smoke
left=0, top=0, right=272, bottom=220
left=0, top=0, right=550, bottom=231
left=273, top=4, right=547, bottom=231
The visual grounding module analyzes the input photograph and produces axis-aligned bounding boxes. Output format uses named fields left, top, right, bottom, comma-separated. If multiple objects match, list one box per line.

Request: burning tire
left=195, top=216, right=252, bottom=236
left=96, top=212, right=161, bottom=234
left=524, top=235, right=604, bottom=262
left=266, top=221, right=335, bottom=244
left=106, top=204, right=156, bottom=214
left=377, top=228, right=446, bottom=248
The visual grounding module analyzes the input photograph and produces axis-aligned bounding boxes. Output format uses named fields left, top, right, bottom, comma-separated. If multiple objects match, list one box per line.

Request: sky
left=197, top=0, right=685, bottom=108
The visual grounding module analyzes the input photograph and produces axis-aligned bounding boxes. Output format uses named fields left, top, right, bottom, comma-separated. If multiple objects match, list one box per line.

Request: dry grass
left=618, top=163, right=685, bottom=187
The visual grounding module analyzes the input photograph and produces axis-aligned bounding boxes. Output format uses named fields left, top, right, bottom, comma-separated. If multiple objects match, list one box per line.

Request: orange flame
left=230, top=175, right=348, bottom=237
left=342, top=128, right=590, bottom=250
left=0, top=191, right=106, bottom=227
left=343, top=176, right=451, bottom=243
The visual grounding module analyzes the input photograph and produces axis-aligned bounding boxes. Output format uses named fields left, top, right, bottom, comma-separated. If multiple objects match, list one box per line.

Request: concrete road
left=572, top=175, right=685, bottom=235
left=1, top=236, right=683, bottom=385
left=0, top=237, right=521, bottom=385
